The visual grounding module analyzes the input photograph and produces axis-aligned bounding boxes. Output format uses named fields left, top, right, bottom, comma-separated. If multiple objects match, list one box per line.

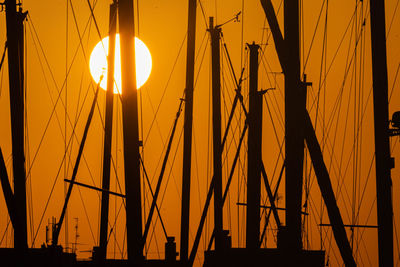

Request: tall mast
left=209, top=17, right=223, bottom=252
left=283, top=0, right=305, bottom=251
left=180, top=0, right=197, bottom=262
left=5, top=0, right=28, bottom=252
left=98, top=1, right=117, bottom=261
left=369, top=0, right=394, bottom=266
left=261, top=0, right=356, bottom=264
left=118, top=0, right=143, bottom=264
left=246, top=43, right=262, bottom=249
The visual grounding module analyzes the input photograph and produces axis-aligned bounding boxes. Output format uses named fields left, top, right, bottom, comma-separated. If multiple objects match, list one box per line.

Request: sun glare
left=89, top=35, right=152, bottom=94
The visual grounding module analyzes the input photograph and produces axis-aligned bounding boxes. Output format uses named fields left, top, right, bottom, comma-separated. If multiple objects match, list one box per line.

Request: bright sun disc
left=89, top=34, right=152, bottom=94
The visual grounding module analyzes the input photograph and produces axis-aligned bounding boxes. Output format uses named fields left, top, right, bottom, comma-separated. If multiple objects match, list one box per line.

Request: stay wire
left=143, top=33, right=187, bottom=146
left=309, top=0, right=329, bottom=246
left=198, top=0, right=209, bottom=28
left=65, top=0, right=69, bottom=249
left=27, top=15, right=98, bottom=246
left=308, top=6, right=368, bottom=178
left=24, top=8, right=101, bottom=187
left=24, top=21, right=35, bottom=244
left=29, top=17, right=103, bottom=218
left=389, top=63, right=400, bottom=103
left=31, top=82, right=94, bottom=246
left=70, top=1, right=122, bottom=203
left=302, top=0, right=326, bottom=72
left=300, top=1, right=368, bottom=258
left=313, top=5, right=362, bottom=106
left=240, top=0, right=244, bottom=70
left=387, top=0, right=400, bottom=39
left=312, top=5, right=400, bottom=258
left=143, top=35, right=209, bottom=250
left=259, top=50, right=284, bottom=130
left=150, top=128, right=184, bottom=246
left=310, top=26, right=372, bottom=267
left=139, top=156, right=168, bottom=240
left=28, top=5, right=107, bottom=237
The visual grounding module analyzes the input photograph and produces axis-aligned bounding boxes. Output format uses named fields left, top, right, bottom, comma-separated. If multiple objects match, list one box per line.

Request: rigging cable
left=259, top=50, right=284, bottom=129
left=306, top=1, right=382, bottom=262
left=146, top=29, right=210, bottom=259
left=272, top=0, right=372, bottom=262
left=142, top=33, right=208, bottom=232
left=307, top=3, right=368, bottom=228
left=65, top=0, right=69, bottom=249
left=198, top=0, right=209, bottom=28
left=238, top=0, right=245, bottom=247
left=23, top=17, right=35, bottom=244
left=143, top=34, right=187, bottom=146
left=311, top=0, right=329, bottom=251
left=26, top=13, right=100, bottom=245
left=142, top=99, right=185, bottom=247
left=386, top=0, right=400, bottom=38
left=302, top=0, right=327, bottom=72
left=139, top=156, right=168, bottom=244
left=31, top=78, right=98, bottom=246
left=25, top=10, right=102, bottom=193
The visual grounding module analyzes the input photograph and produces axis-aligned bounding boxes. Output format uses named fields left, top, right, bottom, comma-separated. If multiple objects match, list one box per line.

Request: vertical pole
left=246, top=43, right=262, bottom=249
left=118, top=0, right=143, bottom=264
left=209, top=17, right=224, bottom=252
left=5, top=0, right=28, bottom=252
left=370, top=0, right=394, bottom=266
left=283, top=0, right=304, bottom=250
left=98, top=1, right=117, bottom=261
left=180, top=0, right=197, bottom=262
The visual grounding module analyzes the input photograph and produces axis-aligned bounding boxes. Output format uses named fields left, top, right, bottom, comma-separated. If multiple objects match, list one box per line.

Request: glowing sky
left=1, top=1, right=400, bottom=266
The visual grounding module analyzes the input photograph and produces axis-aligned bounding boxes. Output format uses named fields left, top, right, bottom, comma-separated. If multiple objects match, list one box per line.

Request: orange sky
left=1, top=0, right=400, bottom=266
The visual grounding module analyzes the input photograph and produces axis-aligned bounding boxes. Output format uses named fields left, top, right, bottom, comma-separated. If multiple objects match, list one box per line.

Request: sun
left=89, top=34, right=152, bottom=94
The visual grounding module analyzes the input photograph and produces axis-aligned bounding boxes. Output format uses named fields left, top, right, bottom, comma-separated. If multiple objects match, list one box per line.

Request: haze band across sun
left=89, top=34, right=152, bottom=94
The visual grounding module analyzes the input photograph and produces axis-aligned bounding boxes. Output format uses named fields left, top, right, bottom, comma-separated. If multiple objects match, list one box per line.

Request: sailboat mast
left=260, top=1, right=356, bottom=265
left=283, top=0, right=305, bottom=251
left=5, top=0, right=28, bottom=252
left=118, top=0, right=143, bottom=263
left=209, top=17, right=224, bottom=252
left=98, top=1, right=117, bottom=261
left=246, top=43, right=262, bottom=249
left=180, top=0, right=197, bottom=262
left=369, top=0, right=394, bottom=266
